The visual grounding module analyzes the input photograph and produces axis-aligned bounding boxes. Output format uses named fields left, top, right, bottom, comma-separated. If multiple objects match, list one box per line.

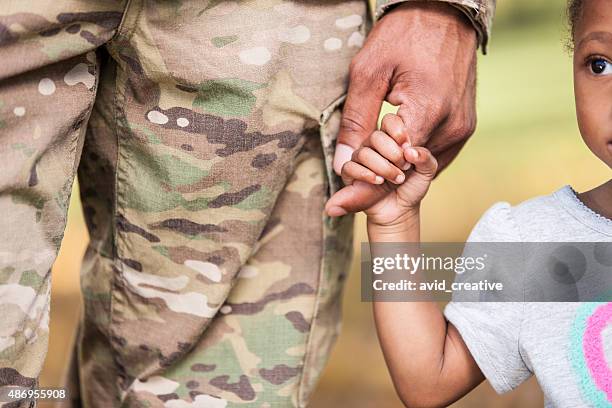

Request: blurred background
left=43, top=0, right=610, bottom=407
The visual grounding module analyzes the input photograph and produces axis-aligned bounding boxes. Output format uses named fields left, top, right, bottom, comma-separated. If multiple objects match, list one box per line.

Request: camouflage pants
left=0, top=0, right=364, bottom=406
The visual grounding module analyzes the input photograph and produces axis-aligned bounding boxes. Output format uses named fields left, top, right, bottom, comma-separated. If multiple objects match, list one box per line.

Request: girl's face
left=573, top=0, right=612, bottom=168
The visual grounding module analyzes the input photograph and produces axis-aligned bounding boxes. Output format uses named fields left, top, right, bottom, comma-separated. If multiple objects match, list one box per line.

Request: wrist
left=367, top=207, right=421, bottom=241
left=385, top=1, right=477, bottom=47
left=392, top=1, right=473, bottom=26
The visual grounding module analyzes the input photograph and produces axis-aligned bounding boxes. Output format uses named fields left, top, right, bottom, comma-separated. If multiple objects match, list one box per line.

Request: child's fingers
left=325, top=180, right=389, bottom=217
left=367, top=130, right=410, bottom=171
left=341, top=161, right=384, bottom=186
left=403, top=146, right=438, bottom=179
left=380, top=113, right=411, bottom=149
left=352, top=146, right=405, bottom=184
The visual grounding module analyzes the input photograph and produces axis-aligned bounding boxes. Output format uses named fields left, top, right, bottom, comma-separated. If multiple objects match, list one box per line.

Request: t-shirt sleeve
left=443, top=202, right=532, bottom=394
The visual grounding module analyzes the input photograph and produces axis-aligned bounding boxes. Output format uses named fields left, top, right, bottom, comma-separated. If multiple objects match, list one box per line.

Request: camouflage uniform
left=0, top=0, right=494, bottom=407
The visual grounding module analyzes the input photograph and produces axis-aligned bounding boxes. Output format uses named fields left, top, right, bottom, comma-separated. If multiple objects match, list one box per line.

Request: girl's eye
left=589, top=58, right=612, bottom=75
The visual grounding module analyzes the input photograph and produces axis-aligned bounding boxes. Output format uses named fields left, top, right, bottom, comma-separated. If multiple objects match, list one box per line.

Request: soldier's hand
left=333, top=1, right=478, bottom=177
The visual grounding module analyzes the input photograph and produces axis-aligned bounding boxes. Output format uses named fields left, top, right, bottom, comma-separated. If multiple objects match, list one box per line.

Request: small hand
left=326, top=114, right=438, bottom=227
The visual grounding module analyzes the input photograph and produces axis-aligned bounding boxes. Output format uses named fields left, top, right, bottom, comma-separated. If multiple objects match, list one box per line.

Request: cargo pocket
left=297, top=94, right=355, bottom=407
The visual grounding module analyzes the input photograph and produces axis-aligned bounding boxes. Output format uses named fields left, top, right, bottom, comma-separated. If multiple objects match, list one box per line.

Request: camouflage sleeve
left=374, top=0, right=496, bottom=53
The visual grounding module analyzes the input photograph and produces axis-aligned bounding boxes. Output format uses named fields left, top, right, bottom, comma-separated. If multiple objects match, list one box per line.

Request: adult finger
left=390, top=89, right=451, bottom=149
left=424, top=111, right=475, bottom=175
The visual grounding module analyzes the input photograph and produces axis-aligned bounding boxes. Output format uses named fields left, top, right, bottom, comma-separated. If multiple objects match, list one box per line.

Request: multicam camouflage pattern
left=376, top=0, right=496, bottom=52
left=0, top=0, right=494, bottom=407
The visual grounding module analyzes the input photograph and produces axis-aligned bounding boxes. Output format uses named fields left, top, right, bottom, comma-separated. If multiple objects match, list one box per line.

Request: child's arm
left=369, top=220, right=484, bottom=408
left=327, top=115, right=484, bottom=407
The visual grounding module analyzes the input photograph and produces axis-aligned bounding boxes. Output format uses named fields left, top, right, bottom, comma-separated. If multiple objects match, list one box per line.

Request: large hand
left=330, top=1, right=478, bottom=213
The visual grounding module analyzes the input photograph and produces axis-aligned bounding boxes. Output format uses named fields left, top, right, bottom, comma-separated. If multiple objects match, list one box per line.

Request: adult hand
left=329, top=1, right=478, bottom=215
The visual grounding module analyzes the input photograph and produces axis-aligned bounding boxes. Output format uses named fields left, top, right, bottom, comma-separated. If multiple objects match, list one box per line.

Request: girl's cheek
left=574, top=76, right=593, bottom=140
left=574, top=75, right=612, bottom=165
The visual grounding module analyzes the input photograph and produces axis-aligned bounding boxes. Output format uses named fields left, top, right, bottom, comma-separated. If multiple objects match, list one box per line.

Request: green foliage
left=495, top=0, right=570, bottom=32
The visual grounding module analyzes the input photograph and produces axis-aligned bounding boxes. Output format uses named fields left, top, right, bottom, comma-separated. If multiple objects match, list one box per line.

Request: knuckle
left=410, top=97, right=445, bottom=119
left=460, top=117, right=477, bottom=138
left=466, top=114, right=478, bottom=136
left=370, top=130, right=385, bottom=146
left=340, top=108, right=368, bottom=136
left=427, top=98, right=447, bottom=117
left=401, top=104, right=442, bottom=140
left=382, top=162, right=395, bottom=176
left=448, top=123, right=473, bottom=141
left=390, top=147, right=404, bottom=163
left=386, top=149, right=402, bottom=164
left=448, top=112, right=477, bottom=141
left=349, top=57, right=389, bottom=84
left=429, top=152, right=439, bottom=167
left=356, top=147, right=370, bottom=162
left=381, top=112, right=396, bottom=127
left=348, top=57, right=367, bottom=82
left=371, top=132, right=401, bottom=162
left=359, top=167, right=372, bottom=179
left=341, top=161, right=352, bottom=175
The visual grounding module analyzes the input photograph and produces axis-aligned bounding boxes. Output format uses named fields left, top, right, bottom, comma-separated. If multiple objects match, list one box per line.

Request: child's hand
left=325, top=113, right=437, bottom=227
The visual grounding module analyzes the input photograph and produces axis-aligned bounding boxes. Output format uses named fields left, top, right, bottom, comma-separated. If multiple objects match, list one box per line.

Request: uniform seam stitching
left=110, top=51, right=129, bottom=408
left=107, top=1, right=144, bottom=404
left=48, top=54, right=99, bottom=263
left=297, top=99, right=350, bottom=405
left=296, top=110, right=339, bottom=407
left=112, top=0, right=134, bottom=42
left=296, top=181, right=328, bottom=408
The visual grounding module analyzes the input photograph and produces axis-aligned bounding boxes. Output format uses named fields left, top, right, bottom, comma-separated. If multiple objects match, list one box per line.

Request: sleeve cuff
left=374, top=0, right=494, bottom=54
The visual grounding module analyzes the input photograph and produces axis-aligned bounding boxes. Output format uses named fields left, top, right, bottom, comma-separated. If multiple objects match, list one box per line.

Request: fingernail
left=401, top=142, right=412, bottom=150
left=374, top=175, right=384, bottom=184
left=401, top=162, right=411, bottom=171
left=394, top=173, right=405, bottom=184
left=333, top=143, right=354, bottom=176
left=327, top=206, right=348, bottom=217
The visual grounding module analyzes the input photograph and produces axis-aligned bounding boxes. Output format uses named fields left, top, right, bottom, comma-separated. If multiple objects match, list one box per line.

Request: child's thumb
left=325, top=181, right=389, bottom=217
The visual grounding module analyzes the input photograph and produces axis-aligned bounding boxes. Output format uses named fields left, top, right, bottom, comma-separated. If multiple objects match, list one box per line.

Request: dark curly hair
left=567, top=0, right=584, bottom=49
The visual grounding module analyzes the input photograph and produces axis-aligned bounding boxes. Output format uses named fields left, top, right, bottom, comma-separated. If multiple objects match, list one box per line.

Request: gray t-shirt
left=444, top=185, right=612, bottom=408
